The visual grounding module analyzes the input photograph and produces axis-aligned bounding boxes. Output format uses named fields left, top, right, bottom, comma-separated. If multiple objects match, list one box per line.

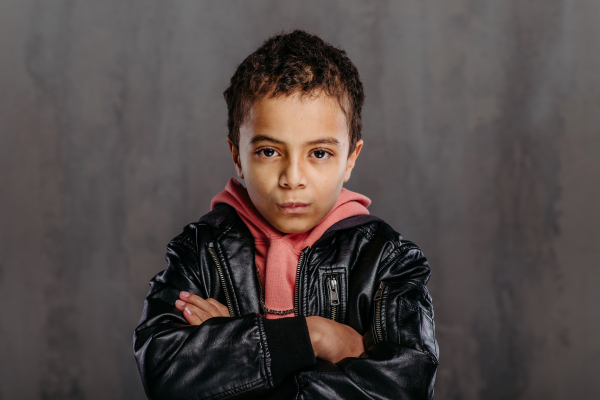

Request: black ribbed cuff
left=262, top=316, right=316, bottom=385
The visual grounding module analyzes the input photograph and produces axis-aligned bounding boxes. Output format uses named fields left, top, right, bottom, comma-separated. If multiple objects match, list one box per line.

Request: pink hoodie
left=210, top=177, right=371, bottom=319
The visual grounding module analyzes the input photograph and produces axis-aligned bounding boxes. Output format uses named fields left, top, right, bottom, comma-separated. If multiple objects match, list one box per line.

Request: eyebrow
left=250, top=134, right=341, bottom=147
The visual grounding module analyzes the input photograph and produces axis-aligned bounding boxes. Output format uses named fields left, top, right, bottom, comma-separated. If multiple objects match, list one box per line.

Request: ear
left=227, top=139, right=244, bottom=179
left=343, top=139, right=363, bottom=183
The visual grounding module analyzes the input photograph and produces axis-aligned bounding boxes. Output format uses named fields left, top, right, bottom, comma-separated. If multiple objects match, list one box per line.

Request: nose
left=279, top=156, right=307, bottom=190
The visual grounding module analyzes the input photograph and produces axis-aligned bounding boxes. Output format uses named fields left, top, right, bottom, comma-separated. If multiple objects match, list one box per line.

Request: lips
left=279, top=202, right=309, bottom=207
left=278, top=201, right=310, bottom=214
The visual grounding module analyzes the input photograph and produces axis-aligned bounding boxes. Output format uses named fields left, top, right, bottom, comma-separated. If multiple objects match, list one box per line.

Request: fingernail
left=181, top=291, right=190, bottom=297
left=185, top=308, right=192, bottom=316
left=176, top=300, right=185, bottom=307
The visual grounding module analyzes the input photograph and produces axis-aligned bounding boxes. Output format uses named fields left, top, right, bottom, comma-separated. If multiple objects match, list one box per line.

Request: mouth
left=277, top=202, right=311, bottom=214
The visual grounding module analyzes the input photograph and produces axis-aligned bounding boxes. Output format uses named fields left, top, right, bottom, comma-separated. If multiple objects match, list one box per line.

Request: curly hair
left=223, top=30, right=365, bottom=156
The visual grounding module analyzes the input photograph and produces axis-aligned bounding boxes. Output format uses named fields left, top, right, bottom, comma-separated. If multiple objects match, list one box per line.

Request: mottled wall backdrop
left=1, top=1, right=598, bottom=399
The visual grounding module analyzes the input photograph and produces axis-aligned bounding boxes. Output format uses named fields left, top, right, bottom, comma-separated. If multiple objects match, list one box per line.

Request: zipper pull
left=328, top=277, right=340, bottom=306
left=374, top=281, right=385, bottom=301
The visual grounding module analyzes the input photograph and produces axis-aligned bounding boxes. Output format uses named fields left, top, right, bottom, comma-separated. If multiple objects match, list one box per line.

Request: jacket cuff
left=262, top=316, right=316, bottom=385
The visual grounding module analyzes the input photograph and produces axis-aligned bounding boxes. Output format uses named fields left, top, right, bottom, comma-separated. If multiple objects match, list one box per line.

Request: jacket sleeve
left=133, top=234, right=316, bottom=400
left=288, top=243, right=439, bottom=400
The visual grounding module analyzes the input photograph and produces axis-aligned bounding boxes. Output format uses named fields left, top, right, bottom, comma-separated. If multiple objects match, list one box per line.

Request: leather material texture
left=133, top=203, right=439, bottom=399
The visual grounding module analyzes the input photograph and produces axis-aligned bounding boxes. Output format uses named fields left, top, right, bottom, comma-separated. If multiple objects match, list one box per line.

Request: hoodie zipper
left=373, top=281, right=385, bottom=342
left=327, top=276, right=340, bottom=322
left=207, top=242, right=234, bottom=317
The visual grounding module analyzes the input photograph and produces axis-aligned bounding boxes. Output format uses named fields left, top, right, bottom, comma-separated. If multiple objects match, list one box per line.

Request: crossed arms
left=134, top=235, right=439, bottom=400
left=175, top=291, right=365, bottom=364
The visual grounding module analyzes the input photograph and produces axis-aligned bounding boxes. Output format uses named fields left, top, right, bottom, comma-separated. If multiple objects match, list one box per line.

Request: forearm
left=134, top=247, right=318, bottom=400
left=134, top=314, right=264, bottom=399
left=294, top=344, right=437, bottom=400
left=134, top=290, right=316, bottom=400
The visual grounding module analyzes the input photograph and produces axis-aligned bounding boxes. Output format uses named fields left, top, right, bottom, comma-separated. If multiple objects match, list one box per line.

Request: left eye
left=312, top=150, right=332, bottom=159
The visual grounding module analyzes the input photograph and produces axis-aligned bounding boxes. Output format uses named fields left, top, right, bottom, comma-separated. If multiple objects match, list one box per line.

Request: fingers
left=205, top=298, right=230, bottom=317
left=182, top=305, right=203, bottom=325
left=174, top=292, right=231, bottom=327
left=346, top=326, right=365, bottom=357
left=175, top=301, right=214, bottom=325
left=180, top=291, right=229, bottom=317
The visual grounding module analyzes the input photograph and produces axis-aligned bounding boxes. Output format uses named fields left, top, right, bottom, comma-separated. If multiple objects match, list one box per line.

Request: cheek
left=312, top=160, right=347, bottom=185
left=312, top=176, right=344, bottom=208
left=245, top=166, right=280, bottom=197
left=245, top=177, right=279, bottom=215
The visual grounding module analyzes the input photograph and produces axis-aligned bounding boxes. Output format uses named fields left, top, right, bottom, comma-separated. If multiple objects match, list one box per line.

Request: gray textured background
left=1, top=1, right=599, bottom=399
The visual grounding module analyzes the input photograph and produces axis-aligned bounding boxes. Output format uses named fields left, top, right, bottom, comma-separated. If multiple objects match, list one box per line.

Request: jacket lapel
left=215, top=218, right=262, bottom=317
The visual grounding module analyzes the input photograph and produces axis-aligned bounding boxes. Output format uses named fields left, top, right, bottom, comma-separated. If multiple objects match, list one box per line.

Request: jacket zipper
left=294, top=248, right=308, bottom=316
left=207, top=242, right=234, bottom=317
left=327, top=276, right=340, bottom=322
left=373, top=281, right=385, bottom=342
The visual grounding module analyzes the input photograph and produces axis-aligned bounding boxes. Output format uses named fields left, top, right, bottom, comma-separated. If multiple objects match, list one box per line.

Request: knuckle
left=207, top=298, right=220, bottom=306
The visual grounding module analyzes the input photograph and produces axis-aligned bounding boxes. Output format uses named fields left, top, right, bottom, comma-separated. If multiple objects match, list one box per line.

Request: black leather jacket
left=134, top=203, right=439, bottom=399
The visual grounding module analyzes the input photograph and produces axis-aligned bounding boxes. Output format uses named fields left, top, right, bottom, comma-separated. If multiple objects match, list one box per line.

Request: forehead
left=241, top=92, right=349, bottom=146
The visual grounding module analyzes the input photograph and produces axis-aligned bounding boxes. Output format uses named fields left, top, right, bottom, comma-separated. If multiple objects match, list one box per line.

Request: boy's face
left=228, top=92, right=363, bottom=234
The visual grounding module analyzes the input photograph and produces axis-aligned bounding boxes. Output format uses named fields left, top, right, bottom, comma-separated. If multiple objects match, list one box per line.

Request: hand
left=305, top=316, right=365, bottom=364
left=175, top=291, right=230, bottom=326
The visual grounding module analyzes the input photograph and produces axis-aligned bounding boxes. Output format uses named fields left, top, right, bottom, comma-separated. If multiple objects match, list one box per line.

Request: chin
left=275, top=220, right=315, bottom=235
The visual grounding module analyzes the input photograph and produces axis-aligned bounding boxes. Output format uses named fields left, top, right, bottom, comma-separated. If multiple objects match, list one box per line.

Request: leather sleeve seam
left=293, top=373, right=301, bottom=400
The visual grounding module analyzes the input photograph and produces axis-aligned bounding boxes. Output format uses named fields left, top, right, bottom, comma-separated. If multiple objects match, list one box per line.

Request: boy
left=134, top=30, right=438, bottom=399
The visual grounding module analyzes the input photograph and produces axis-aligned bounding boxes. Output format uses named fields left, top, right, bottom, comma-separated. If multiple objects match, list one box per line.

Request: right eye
left=256, top=148, right=280, bottom=158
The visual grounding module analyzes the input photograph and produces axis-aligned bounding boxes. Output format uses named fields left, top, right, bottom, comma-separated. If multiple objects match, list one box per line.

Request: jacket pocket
left=325, top=274, right=341, bottom=322
left=373, top=279, right=439, bottom=364
left=318, top=269, right=346, bottom=323
left=396, top=298, right=437, bottom=361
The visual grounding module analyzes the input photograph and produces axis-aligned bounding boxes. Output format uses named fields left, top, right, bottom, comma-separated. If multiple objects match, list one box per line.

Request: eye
left=256, top=148, right=280, bottom=158
left=311, top=149, right=333, bottom=160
